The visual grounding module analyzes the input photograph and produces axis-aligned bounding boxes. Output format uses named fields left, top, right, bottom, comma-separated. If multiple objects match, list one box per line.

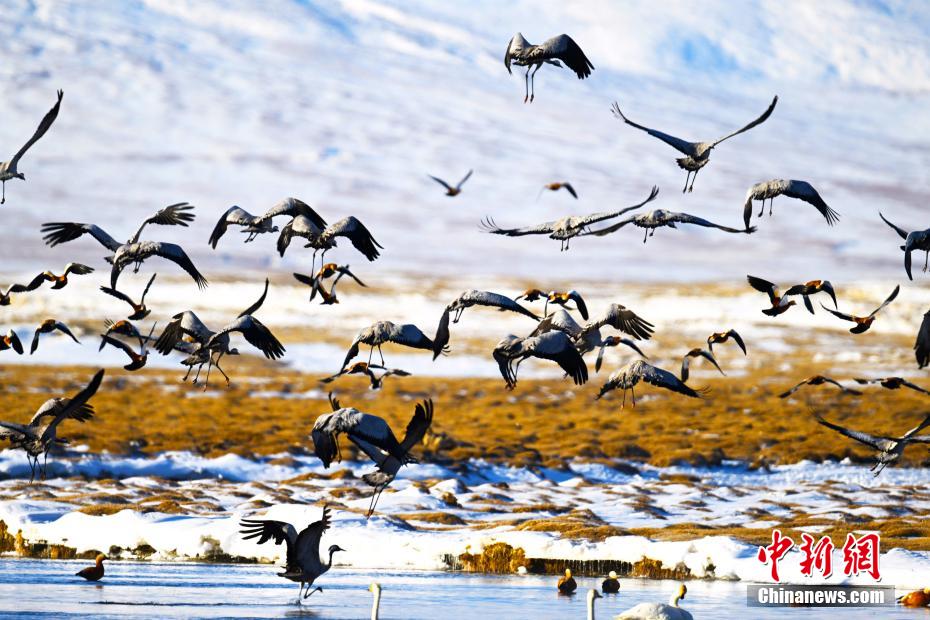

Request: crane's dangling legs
left=923, top=250, right=929, bottom=272
left=1, top=180, right=5, bottom=204
left=688, top=169, right=698, bottom=192
left=529, top=63, right=542, bottom=102
left=682, top=171, right=691, bottom=193
left=377, top=345, right=385, bottom=365
left=769, top=198, right=774, bottom=216
left=642, top=228, right=649, bottom=244
left=524, top=66, right=531, bottom=103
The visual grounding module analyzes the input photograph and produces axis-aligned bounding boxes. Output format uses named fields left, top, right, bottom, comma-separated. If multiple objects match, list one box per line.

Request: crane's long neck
left=326, top=547, right=337, bottom=570
left=371, top=588, right=381, bottom=620
left=587, top=593, right=596, bottom=620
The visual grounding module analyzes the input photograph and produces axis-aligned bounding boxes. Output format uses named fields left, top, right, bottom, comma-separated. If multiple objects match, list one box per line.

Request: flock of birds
left=1, top=29, right=930, bottom=617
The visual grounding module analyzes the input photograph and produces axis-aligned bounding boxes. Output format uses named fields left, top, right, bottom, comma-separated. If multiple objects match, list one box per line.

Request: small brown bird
left=784, top=280, right=837, bottom=314
left=680, top=348, right=724, bottom=383
left=0, top=330, right=23, bottom=354
left=821, top=285, right=899, bottom=334
left=898, top=588, right=930, bottom=607
left=540, top=182, right=577, bottom=199
left=706, top=329, right=746, bottom=355
left=100, top=273, right=156, bottom=320
left=747, top=276, right=796, bottom=317
left=779, top=375, right=861, bottom=398
left=557, top=568, right=577, bottom=595
left=99, top=323, right=156, bottom=372
left=76, top=553, right=107, bottom=582
left=16, top=263, right=94, bottom=292
left=429, top=170, right=472, bottom=196
left=853, top=376, right=930, bottom=395
left=321, top=362, right=411, bottom=390
left=30, top=319, right=80, bottom=354
left=546, top=290, right=588, bottom=320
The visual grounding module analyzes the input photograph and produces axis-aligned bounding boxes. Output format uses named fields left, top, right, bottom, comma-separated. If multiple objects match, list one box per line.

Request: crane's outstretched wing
left=40, top=222, right=122, bottom=251
left=257, top=197, right=327, bottom=231
left=577, top=185, right=660, bottom=227
left=239, top=278, right=269, bottom=318
left=782, top=181, right=838, bottom=225
left=611, top=102, right=697, bottom=156
left=538, top=34, right=594, bottom=78
left=813, top=415, right=891, bottom=451
left=326, top=217, right=383, bottom=261
left=667, top=211, right=751, bottom=234
left=10, top=90, right=63, bottom=169
left=709, top=95, right=778, bottom=147
left=120, top=242, right=207, bottom=290
left=640, top=362, right=705, bottom=398
left=131, top=203, right=195, bottom=243
left=292, top=505, right=332, bottom=576
left=211, top=315, right=285, bottom=360
left=40, top=369, right=104, bottom=443
left=480, top=216, right=556, bottom=236
left=401, top=400, right=433, bottom=452
left=879, top=212, right=909, bottom=240
left=209, top=206, right=258, bottom=249
left=586, top=303, right=654, bottom=340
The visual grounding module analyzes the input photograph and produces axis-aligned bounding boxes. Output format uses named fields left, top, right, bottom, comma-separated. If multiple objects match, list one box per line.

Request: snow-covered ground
left=1, top=451, right=928, bottom=588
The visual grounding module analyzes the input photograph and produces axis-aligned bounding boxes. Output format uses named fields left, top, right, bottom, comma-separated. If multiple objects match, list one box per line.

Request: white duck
left=615, top=583, right=692, bottom=619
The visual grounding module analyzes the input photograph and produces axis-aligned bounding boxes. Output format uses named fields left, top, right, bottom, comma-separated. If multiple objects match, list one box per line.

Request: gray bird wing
left=639, top=362, right=704, bottom=398
left=814, top=415, right=893, bottom=451
left=709, top=95, right=778, bottom=147
left=588, top=304, right=654, bottom=340
left=10, top=90, right=63, bottom=169
left=389, top=323, right=434, bottom=351
left=538, top=34, right=594, bottom=78
left=611, top=102, right=698, bottom=156
left=480, top=217, right=557, bottom=236
left=212, top=315, right=285, bottom=360
left=577, top=186, right=660, bottom=227
left=325, top=217, right=383, bottom=261
left=879, top=212, right=909, bottom=240
left=258, top=198, right=327, bottom=231
left=293, top=506, right=331, bottom=577
left=667, top=211, right=749, bottom=233
left=400, top=400, right=433, bottom=453
left=144, top=242, right=209, bottom=289
left=209, top=206, right=258, bottom=249
left=238, top=278, right=269, bottom=318
left=0, top=421, right=35, bottom=441
left=131, top=203, right=195, bottom=243
left=902, top=413, right=930, bottom=439
left=782, top=181, right=839, bottom=225
left=40, top=222, right=122, bottom=252
left=40, top=369, right=104, bottom=443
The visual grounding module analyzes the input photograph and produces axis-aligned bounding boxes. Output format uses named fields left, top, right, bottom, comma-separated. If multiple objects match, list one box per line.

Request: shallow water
left=0, top=560, right=923, bottom=619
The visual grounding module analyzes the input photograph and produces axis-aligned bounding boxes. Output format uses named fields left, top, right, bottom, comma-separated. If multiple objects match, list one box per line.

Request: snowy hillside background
left=2, top=0, right=930, bottom=281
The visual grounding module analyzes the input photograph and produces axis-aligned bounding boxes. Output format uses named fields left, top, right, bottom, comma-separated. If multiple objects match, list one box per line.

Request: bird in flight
left=482, top=185, right=658, bottom=251
left=680, top=348, right=724, bottom=384
left=879, top=212, right=930, bottom=280
left=493, top=331, right=587, bottom=389
left=813, top=413, right=930, bottom=475
left=342, top=321, right=441, bottom=370
left=779, top=375, right=861, bottom=398
left=432, top=290, right=538, bottom=359
left=539, top=182, right=578, bottom=200
left=320, top=362, right=411, bottom=391
left=915, top=309, right=930, bottom=369
left=100, top=273, right=157, bottom=321
left=747, top=276, right=797, bottom=317
left=41, top=203, right=206, bottom=289
left=784, top=280, right=837, bottom=314
left=30, top=319, right=80, bottom=354
left=612, top=95, right=777, bottom=192
left=240, top=505, right=344, bottom=600
left=743, top=179, right=838, bottom=229
left=583, top=208, right=754, bottom=243
left=0, top=89, right=63, bottom=204
left=504, top=33, right=593, bottom=102
left=13, top=263, right=94, bottom=293
left=853, top=376, right=930, bottom=396
left=706, top=329, right=746, bottom=356
left=821, top=285, right=899, bottom=334
left=596, top=359, right=706, bottom=408
left=429, top=170, right=472, bottom=197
